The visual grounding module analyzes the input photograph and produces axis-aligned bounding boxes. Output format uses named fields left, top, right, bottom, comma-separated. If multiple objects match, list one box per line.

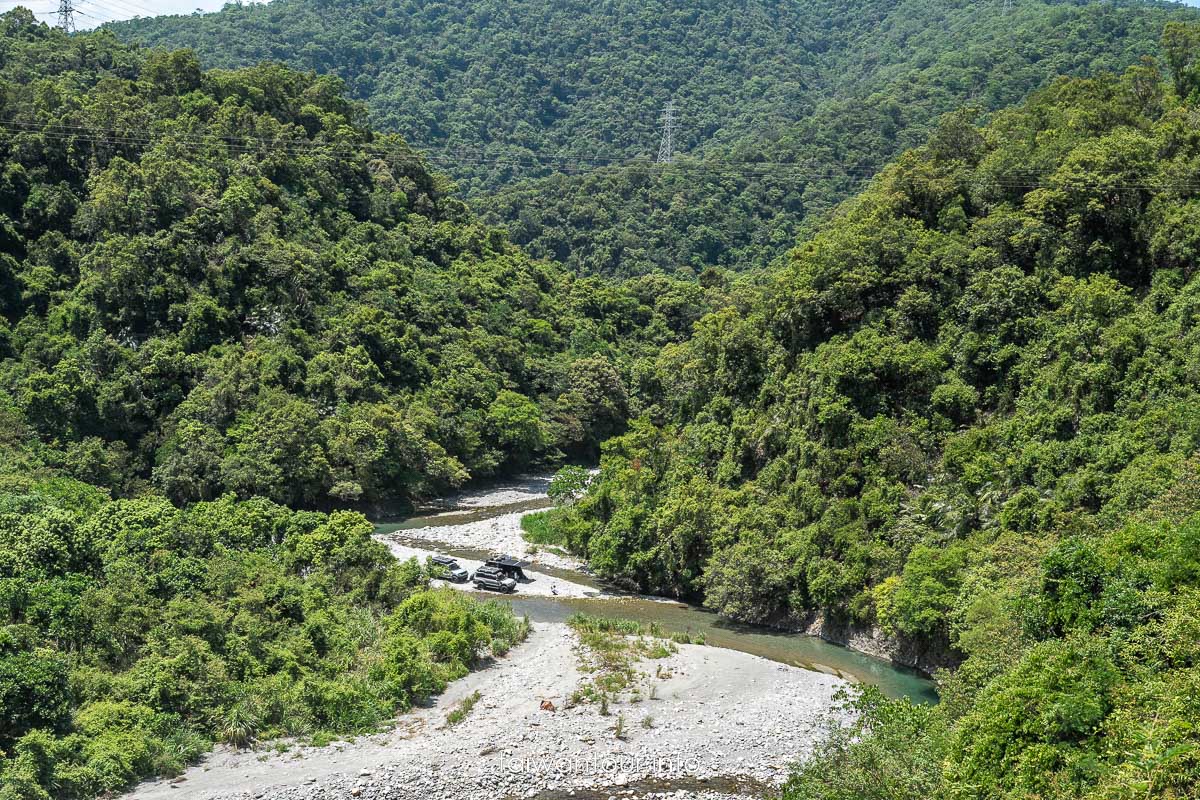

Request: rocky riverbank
left=126, top=623, right=849, bottom=800
left=391, top=508, right=587, bottom=574
left=802, top=613, right=957, bottom=677
left=426, top=475, right=555, bottom=511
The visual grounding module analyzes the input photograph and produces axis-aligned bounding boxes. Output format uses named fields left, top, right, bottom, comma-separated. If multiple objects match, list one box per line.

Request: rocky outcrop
left=800, top=612, right=959, bottom=677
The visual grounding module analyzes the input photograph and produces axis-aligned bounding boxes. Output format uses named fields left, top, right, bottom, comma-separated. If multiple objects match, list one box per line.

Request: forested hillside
left=537, top=30, right=1200, bottom=797
left=110, top=0, right=843, bottom=191
left=0, top=476, right=528, bottom=799
left=0, top=16, right=606, bottom=798
left=113, top=0, right=1200, bottom=276
left=479, top=0, right=1200, bottom=276
left=0, top=11, right=709, bottom=510
left=7, top=3, right=1200, bottom=797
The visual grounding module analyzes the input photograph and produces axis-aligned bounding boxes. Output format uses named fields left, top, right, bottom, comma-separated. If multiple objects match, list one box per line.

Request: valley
left=374, top=475, right=939, bottom=701
left=2, top=2, right=1200, bottom=799
left=124, top=475, right=925, bottom=800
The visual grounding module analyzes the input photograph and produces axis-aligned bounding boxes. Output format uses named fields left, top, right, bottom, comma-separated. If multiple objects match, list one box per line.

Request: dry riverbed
left=396, top=508, right=587, bottom=574
left=389, top=472, right=593, bottom=574
left=382, top=540, right=598, bottom=598
left=128, top=622, right=848, bottom=800
left=124, top=477, right=862, bottom=799
left=374, top=473, right=590, bottom=589
left=428, top=475, right=555, bottom=510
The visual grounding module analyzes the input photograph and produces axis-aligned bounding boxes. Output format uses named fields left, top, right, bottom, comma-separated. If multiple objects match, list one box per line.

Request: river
left=373, top=476, right=939, bottom=706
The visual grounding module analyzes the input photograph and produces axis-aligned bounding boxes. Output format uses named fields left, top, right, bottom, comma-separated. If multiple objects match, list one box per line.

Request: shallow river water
left=374, top=480, right=939, bottom=705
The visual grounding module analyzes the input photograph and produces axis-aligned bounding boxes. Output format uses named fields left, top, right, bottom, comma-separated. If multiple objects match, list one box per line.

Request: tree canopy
left=537, top=32, right=1200, bottom=798
left=111, top=0, right=1200, bottom=276
left=0, top=11, right=712, bottom=510
left=0, top=475, right=527, bottom=799
left=4, top=4, right=1200, bottom=798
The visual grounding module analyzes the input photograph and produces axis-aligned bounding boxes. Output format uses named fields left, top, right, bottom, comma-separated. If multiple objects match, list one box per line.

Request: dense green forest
left=534, top=30, right=1200, bottom=798
left=113, top=0, right=1200, bottom=276
left=0, top=475, right=527, bottom=799
left=479, top=0, right=1200, bottom=276
left=6, top=2, right=1200, bottom=798
left=0, top=11, right=710, bottom=510
left=0, top=16, right=592, bottom=798
left=109, top=0, right=841, bottom=190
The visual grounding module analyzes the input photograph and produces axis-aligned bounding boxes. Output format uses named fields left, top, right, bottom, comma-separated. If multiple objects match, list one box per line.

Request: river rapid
left=373, top=474, right=939, bottom=705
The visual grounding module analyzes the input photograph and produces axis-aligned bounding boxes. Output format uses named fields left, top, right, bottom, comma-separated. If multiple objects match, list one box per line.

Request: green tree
left=485, top=391, right=546, bottom=462
left=548, top=465, right=591, bottom=506
left=782, top=688, right=947, bottom=800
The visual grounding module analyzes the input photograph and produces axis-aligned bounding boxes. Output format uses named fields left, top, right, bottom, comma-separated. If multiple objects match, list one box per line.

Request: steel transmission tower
left=656, top=100, right=678, bottom=164
left=56, top=0, right=76, bottom=32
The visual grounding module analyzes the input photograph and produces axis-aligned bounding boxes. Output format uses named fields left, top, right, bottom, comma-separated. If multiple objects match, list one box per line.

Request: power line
left=2, top=117, right=1198, bottom=193
left=81, top=0, right=164, bottom=20
left=73, top=2, right=119, bottom=23
left=100, top=0, right=162, bottom=17
left=75, top=0, right=131, bottom=20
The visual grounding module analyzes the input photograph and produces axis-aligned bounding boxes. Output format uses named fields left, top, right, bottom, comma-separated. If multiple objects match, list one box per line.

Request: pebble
left=128, top=594, right=850, bottom=800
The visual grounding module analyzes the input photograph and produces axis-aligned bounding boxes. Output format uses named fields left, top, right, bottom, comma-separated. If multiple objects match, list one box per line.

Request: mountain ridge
left=111, top=0, right=1200, bottom=275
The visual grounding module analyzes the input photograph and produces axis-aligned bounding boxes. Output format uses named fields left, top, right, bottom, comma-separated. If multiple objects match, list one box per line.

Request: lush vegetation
left=0, top=475, right=527, bottom=798
left=784, top=688, right=946, bottom=800
left=7, top=2, right=1200, bottom=797
left=112, top=0, right=1200, bottom=276
left=537, top=29, right=1200, bottom=796
left=109, top=0, right=836, bottom=192
left=786, top=505, right=1200, bottom=799
left=0, top=17, right=676, bottom=799
left=518, top=509, right=559, bottom=547
left=0, top=12, right=712, bottom=510
left=481, top=0, right=1200, bottom=277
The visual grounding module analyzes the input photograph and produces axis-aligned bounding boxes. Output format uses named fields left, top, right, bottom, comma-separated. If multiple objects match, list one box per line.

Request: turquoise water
left=504, top=594, right=940, bottom=705
left=374, top=492, right=939, bottom=705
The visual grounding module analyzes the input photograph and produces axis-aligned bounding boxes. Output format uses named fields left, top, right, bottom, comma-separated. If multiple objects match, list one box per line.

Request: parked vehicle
left=472, top=565, right=517, bottom=593
left=430, top=554, right=470, bottom=583
left=484, top=554, right=531, bottom=582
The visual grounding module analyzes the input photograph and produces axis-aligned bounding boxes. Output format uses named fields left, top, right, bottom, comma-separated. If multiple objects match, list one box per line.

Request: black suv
left=484, top=555, right=530, bottom=582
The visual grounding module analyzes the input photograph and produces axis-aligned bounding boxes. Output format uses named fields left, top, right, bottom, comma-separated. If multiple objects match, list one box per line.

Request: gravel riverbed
left=381, top=540, right=599, bottom=598
left=126, top=623, right=849, bottom=800
left=392, top=472, right=592, bottom=574
left=396, top=508, right=587, bottom=574
left=375, top=470, right=593, bottom=596
left=432, top=476, right=555, bottom=510
left=125, top=476, right=854, bottom=800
